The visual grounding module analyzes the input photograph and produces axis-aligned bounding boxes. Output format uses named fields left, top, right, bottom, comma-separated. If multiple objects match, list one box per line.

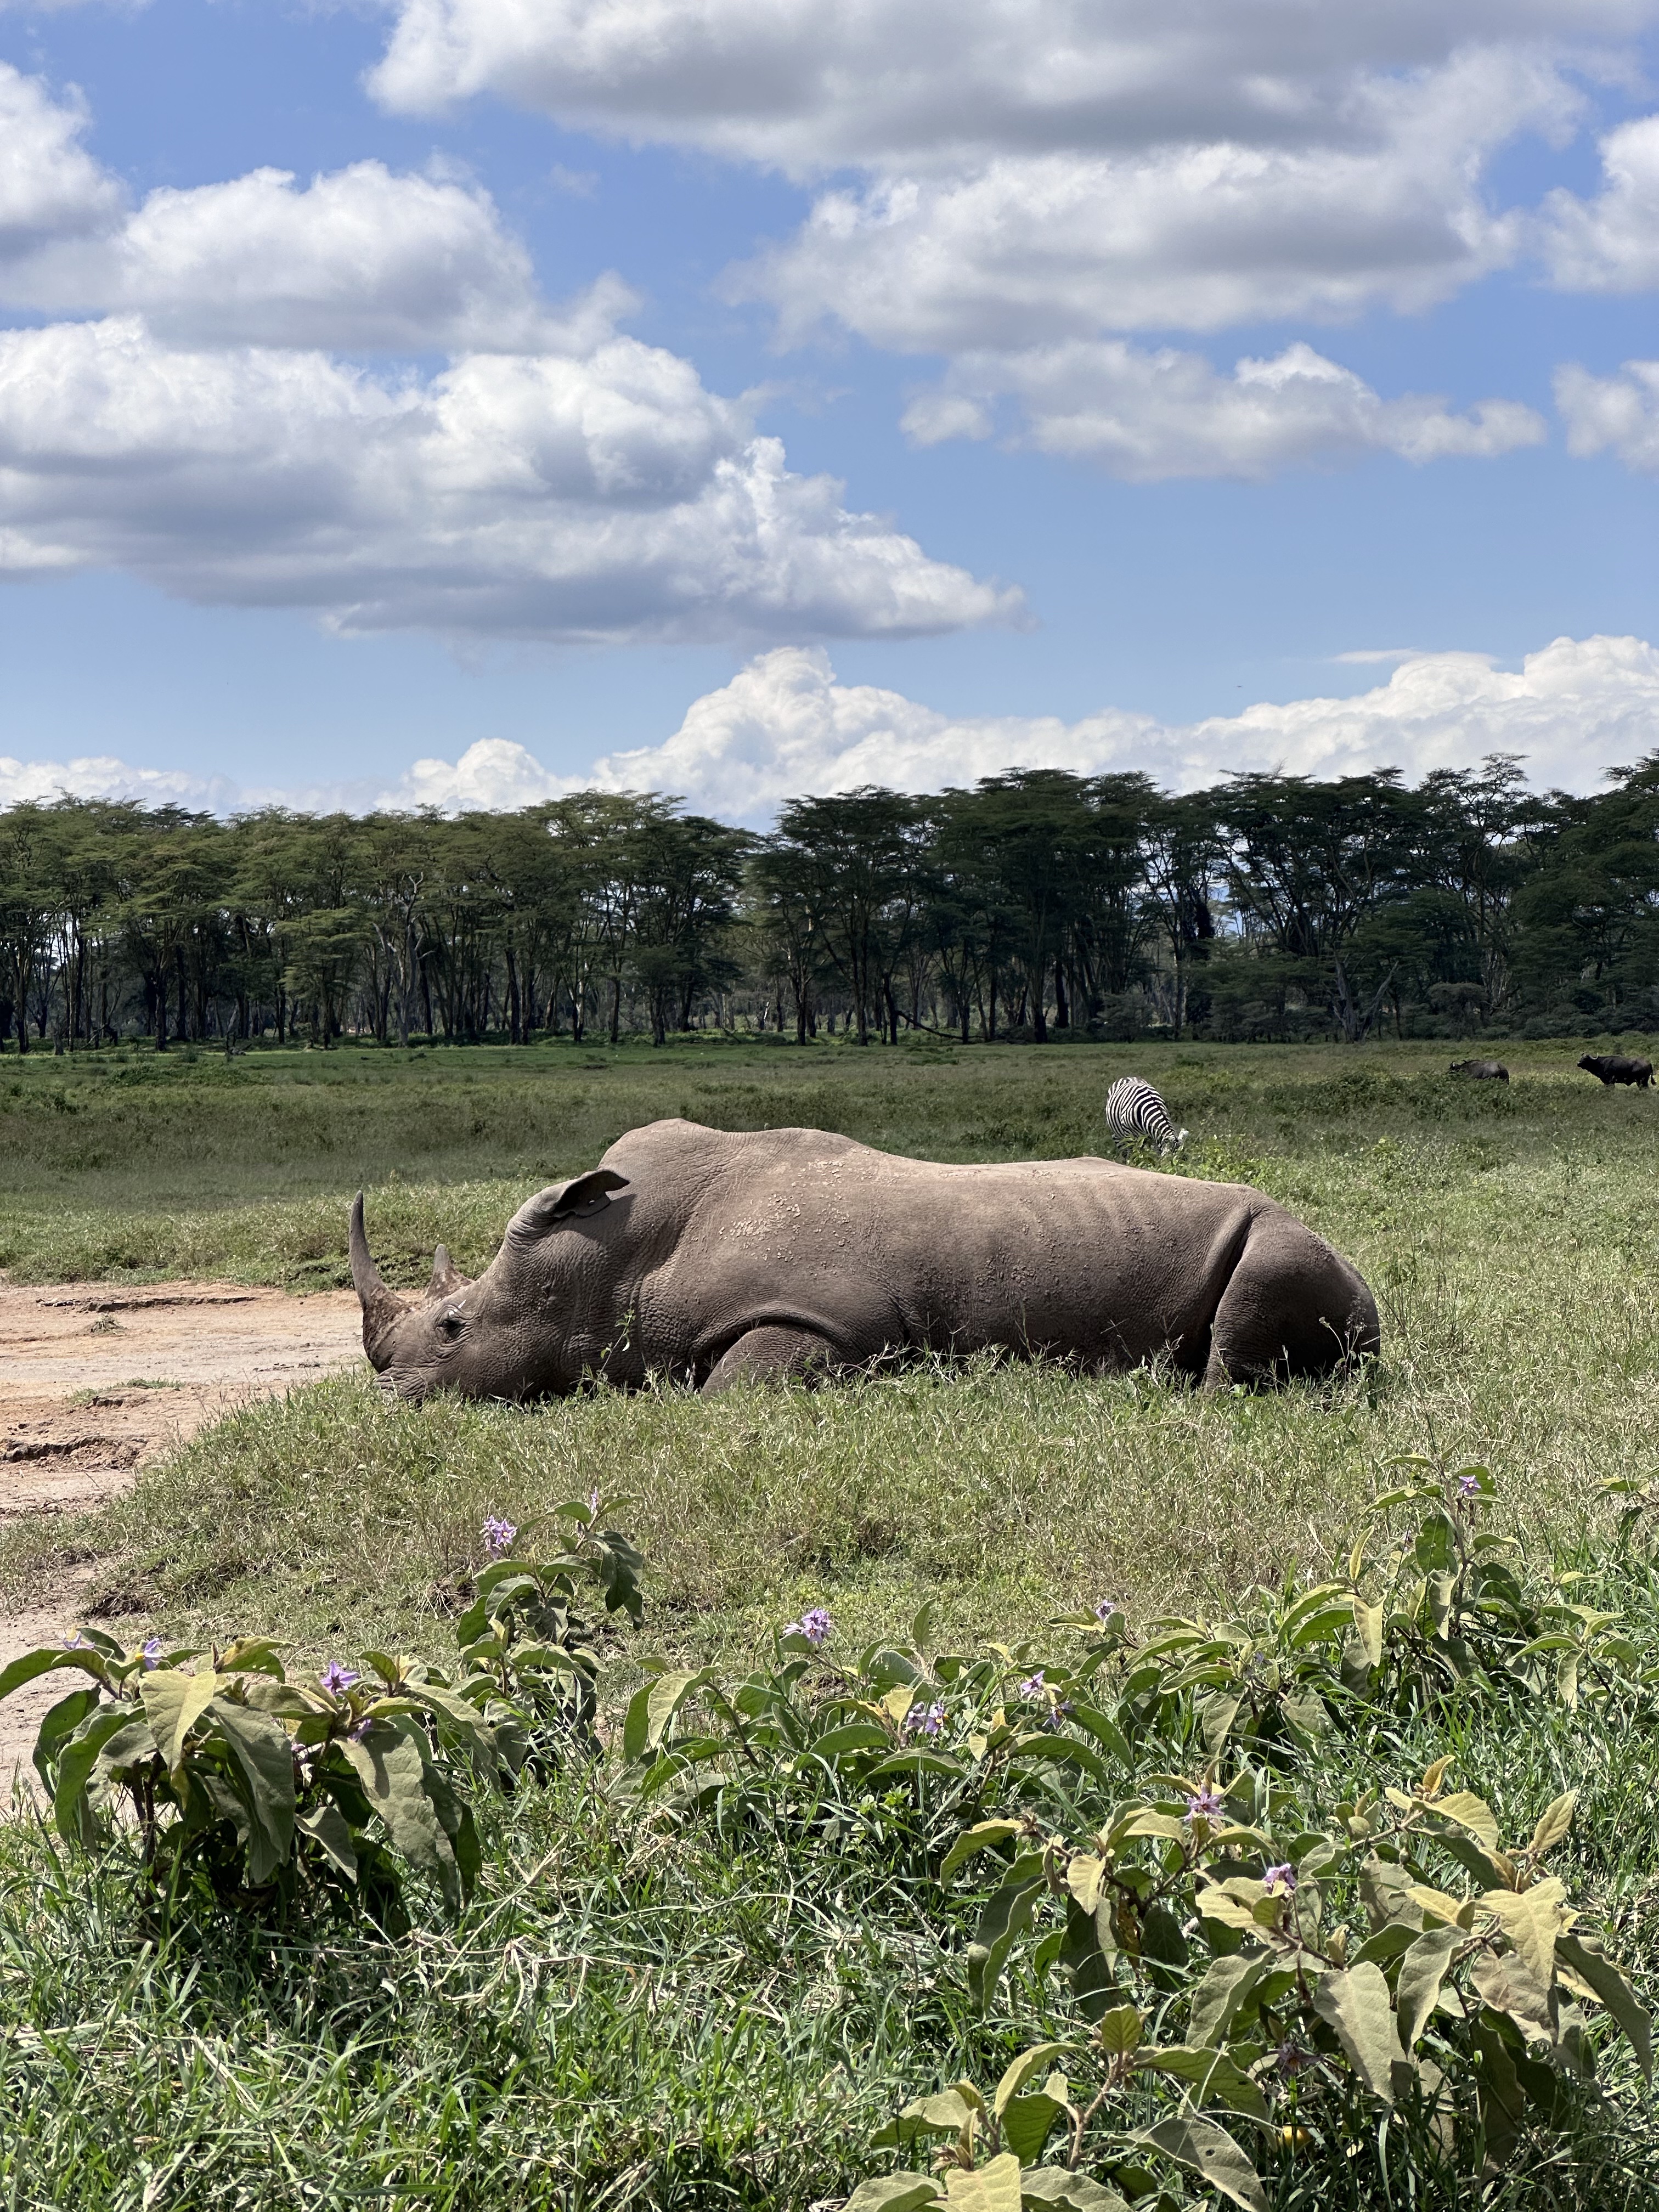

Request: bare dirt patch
left=2, top=1280, right=363, bottom=1789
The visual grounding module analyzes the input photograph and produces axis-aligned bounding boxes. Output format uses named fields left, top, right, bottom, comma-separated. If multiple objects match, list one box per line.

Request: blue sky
left=1, top=0, right=1657, bottom=818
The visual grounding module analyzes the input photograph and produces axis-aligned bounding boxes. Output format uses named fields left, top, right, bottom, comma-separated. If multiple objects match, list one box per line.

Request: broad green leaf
left=994, top=2043, right=1065, bottom=2118
left=868, top=1751, right=963, bottom=1780
left=902, top=2090, right=977, bottom=2134
left=343, top=1723, right=458, bottom=1908
left=297, top=1800, right=359, bottom=1880
left=31, top=1686, right=98, bottom=1790
left=1199, top=1691, right=1242, bottom=1758
left=1480, top=1880, right=1566, bottom=1988
left=0, top=1647, right=105, bottom=1702
left=842, top=2181, right=943, bottom=2212
left=622, top=1669, right=708, bottom=1763
left=943, top=2153, right=1023, bottom=2212
left=1000, top=2092, right=1065, bottom=2165
left=1065, top=1855, right=1107, bottom=1914
left=1008, top=1736, right=1109, bottom=1783
left=1280, top=1690, right=1329, bottom=1737
left=139, top=1669, right=223, bottom=1775
left=1396, top=1926, right=1463, bottom=2050
left=1434, top=1792, right=1500, bottom=1852
left=1065, top=1704, right=1132, bottom=1763
left=1194, top=1887, right=1259, bottom=1933
left=941, top=1820, right=1022, bottom=1880
left=1351, top=1595, right=1384, bottom=1670
left=1470, top=1948, right=1552, bottom=2042
left=1556, top=1933, right=1654, bottom=2082
left=968, top=1876, right=1045, bottom=2014
left=1311, top=1963, right=1407, bottom=2102
left=1138, top=2046, right=1268, bottom=2120
left=1527, top=1791, right=1577, bottom=1860
left=54, top=1706, right=142, bottom=1844
left=808, top=1723, right=891, bottom=1757
left=1136, top=2115, right=1266, bottom=2212
left=209, top=1697, right=296, bottom=1886
left=1408, top=1884, right=1474, bottom=1931
left=216, top=1638, right=285, bottom=1678
left=1019, top=2171, right=1130, bottom=2212
left=1188, top=1954, right=1270, bottom=2050
left=1097, top=2005, right=1144, bottom=2057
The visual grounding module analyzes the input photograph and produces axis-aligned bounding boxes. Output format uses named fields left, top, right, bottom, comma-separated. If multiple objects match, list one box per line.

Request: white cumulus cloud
left=902, top=341, right=1545, bottom=479
left=0, top=66, right=1009, bottom=642
left=0, top=315, right=1015, bottom=641
left=368, top=0, right=1644, bottom=174
left=0, top=62, right=120, bottom=261
left=571, top=636, right=1659, bottom=817
left=1555, top=357, right=1659, bottom=466
left=1541, top=114, right=1659, bottom=291
left=738, top=49, right=1572, bottom=349
left=11, top=634, right=1657, bottom=820
left=369, top=2, right=1638, bottom=351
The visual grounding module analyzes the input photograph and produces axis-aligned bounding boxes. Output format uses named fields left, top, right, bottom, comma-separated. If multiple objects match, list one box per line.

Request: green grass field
left=4, top=1034, right=1659, bottom=2208
left=4, top=1032, right=1658, bottom=1652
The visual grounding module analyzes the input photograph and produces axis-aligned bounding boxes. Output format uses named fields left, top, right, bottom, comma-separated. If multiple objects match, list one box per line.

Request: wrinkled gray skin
left=350, top=1119, right=1379, bottom=1402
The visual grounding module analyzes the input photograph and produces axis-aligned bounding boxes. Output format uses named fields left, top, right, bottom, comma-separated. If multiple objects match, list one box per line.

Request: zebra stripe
left=1104, top=1076, right=1186, bottom=1154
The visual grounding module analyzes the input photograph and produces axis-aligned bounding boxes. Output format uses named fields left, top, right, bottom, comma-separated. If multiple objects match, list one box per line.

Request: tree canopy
left=2, top=758, right=1656, bottom=1052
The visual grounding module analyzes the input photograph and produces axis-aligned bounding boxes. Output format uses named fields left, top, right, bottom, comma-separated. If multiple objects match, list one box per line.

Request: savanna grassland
left=3, top=1031, right=1657, bottom=1657
left=4, top=1035, right=1659, bottom=2211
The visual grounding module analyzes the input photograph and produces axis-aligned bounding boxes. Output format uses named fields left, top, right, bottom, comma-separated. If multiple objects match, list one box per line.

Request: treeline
left=2, top=758, right=1657, bottom=1053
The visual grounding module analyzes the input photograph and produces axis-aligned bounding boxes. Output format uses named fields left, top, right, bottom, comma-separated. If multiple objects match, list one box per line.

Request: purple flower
left=588, top=1487, right=601, bottom=1515
left=787, top=1607, right=833, bottom=1648
left=1019, top=1670, right=1046, bottom=1699
left=348, top=1717, right=374, bottom=1742
left=1094, top=1599, right=1117, bottom=1624
left=319, top=1661, right=359, bottom=1697
left=1263, top=1862, right=1297, bottom=1897
left=1183, top=1786, right=1224, bottom=1826
left=904, top=1699, right=947, bottom=1740
left=1457, top=1474, right=1481, bottom=1499
left=1275, top=2040, right=1312, bottom=2079
left=140, top=1637, right=163, bottom=1672
left=62, top=1630, right=83, bottom=1650
left=482, top=1515, right=518, bottom=1556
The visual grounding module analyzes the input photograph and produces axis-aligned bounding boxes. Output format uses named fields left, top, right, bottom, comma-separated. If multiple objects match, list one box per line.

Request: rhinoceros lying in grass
left=349, top=1119, right=1379, bottom=1401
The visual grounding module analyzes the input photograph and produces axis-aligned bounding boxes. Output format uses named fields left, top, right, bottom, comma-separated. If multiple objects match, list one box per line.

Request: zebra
left=1104, top=1075, right=1187, bottom=1156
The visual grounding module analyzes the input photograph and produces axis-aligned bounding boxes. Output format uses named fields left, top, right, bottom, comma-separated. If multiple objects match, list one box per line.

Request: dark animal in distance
left=349, top=1117, right=1379, bottom=1403
left=1449, top=1058, right=1509, bottom=1082
left=1104, top=1075, right=1187, bottom=1153
left=1578, top=1053, right=1654, bottom=1089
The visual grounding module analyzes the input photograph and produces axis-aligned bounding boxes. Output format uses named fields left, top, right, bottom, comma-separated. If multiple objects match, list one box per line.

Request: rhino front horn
left=349, top=1193, right=409, bottom=1370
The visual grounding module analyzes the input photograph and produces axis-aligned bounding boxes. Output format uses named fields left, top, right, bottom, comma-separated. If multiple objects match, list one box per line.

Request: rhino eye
left=438, top=1308, right=465, bottom=1339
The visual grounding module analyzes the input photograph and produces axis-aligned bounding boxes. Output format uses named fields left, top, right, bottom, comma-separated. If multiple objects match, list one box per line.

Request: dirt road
left=2, top=1280, right=363, bottom=1791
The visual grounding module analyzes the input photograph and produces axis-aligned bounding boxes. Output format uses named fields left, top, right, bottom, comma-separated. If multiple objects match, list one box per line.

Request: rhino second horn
left=349, top=1193, right=410, bottom=1370
left=425, top=1244, right=469, bottom=1301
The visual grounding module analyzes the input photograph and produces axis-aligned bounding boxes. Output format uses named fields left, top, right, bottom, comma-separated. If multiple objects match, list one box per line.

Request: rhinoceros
left=349, top=1119, right=1379, bottom=1401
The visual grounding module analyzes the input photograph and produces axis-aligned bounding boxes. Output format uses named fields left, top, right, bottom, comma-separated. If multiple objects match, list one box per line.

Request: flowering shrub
left=0, top=1630, right=498, bottom=1925
left=450, top=1492, right=644, bottom=1774
left=0, top=1491, right=646, bottom=1924
left=616, top=1463, right=1656, bottom=2202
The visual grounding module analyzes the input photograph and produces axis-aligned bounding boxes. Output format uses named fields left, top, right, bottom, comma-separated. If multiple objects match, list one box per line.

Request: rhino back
left=603, top=1120, right=1268, bottom=1378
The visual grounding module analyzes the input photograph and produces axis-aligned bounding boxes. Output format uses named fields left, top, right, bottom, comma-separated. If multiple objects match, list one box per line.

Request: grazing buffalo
left=1449, top=1058, right=1509, bottom=1082
left=349, top=1118, right=1379, bottom=1401
left=1578, top=1053, right=1654, bottom=1089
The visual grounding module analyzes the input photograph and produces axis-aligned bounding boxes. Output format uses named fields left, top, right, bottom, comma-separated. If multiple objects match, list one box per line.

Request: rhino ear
left=505, top=1168, right=630, bottom=1245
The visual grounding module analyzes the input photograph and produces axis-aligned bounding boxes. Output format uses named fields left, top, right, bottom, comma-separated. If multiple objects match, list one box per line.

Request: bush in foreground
left=3, top=1461, right=1657, bottom=2209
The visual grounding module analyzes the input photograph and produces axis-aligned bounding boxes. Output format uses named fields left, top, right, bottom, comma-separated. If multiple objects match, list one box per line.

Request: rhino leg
left=1202, top=1214, right=1380, bottom=1389
left=701, top=1325, right=840, bottom=1395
